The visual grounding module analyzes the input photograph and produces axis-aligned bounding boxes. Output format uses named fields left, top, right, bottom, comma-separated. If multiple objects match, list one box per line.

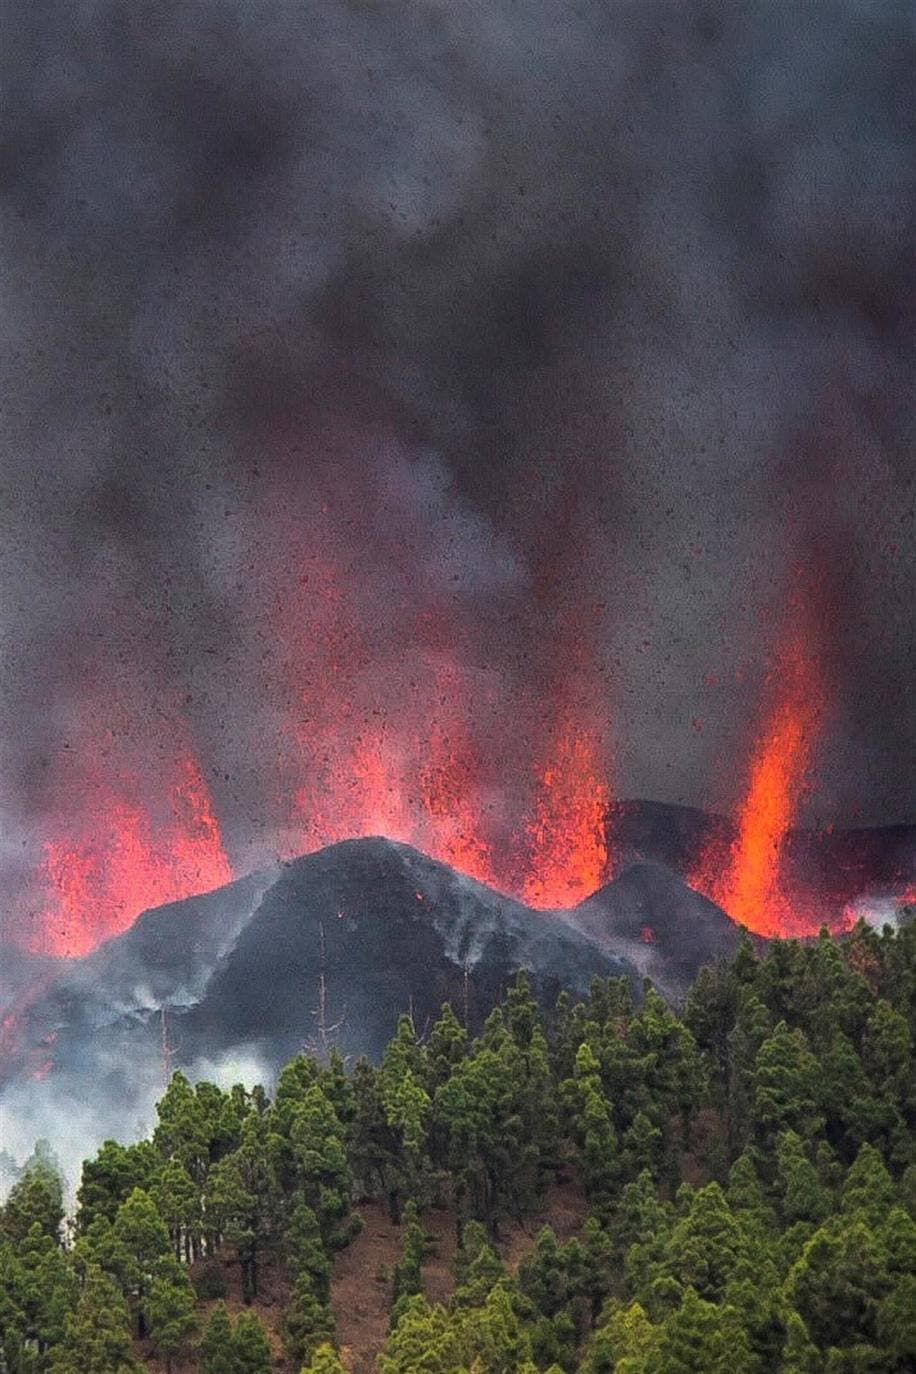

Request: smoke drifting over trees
left=1, top=2, right=915, bottom=945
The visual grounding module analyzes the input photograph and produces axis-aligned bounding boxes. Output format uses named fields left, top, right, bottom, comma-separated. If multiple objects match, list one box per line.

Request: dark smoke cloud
left=1, top=0, right=915, bottom=936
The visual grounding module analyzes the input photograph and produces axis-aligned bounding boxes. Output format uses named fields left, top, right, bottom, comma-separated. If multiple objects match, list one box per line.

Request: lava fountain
left=30, top=744, right=232, bottom=958
left=692, top=615, right=824, bottom=936
left=521, top=714, right=610, bottom=908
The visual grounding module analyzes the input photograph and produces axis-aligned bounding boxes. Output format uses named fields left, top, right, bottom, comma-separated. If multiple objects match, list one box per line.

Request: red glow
left=15, top=512, right=881, bottom=962
left=289, top=676, right=501, bottom=888
left=521, top=718, right=610, bottom=908
left=273, top=546, right=611, bottom=903
left=31, top=750, right=231, bottom=958
left=417, top=665, right=498, bottom=886
left=692, top=622, right=822, bottom=937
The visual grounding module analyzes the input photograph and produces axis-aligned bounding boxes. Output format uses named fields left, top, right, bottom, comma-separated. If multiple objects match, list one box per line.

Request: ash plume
left=1, top=1, right=915, bottom=946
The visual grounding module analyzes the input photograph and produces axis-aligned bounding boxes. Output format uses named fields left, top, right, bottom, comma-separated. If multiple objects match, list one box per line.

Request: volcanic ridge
left=1, top=809, right=913, bottom=1180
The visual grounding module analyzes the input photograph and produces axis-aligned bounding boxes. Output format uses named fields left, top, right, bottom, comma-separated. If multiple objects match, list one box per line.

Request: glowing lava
left=33, top=752, right=232, bottom=958
left=291, top=682, right=499, bottom=887
left=416, top=664, right=498, bottom=886
left=693, top=623, right=822, bottom=937
left=521, top=717, right=610, bottom=908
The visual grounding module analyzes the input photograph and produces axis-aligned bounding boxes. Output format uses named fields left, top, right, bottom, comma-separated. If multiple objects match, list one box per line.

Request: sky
left=1, top=0, right=914, bottom=934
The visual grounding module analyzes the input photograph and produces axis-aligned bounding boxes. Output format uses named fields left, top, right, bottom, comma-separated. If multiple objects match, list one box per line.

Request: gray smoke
left=0, top=1043, right=274, bottom=1208
left=1, top=0, right=915, bottom=943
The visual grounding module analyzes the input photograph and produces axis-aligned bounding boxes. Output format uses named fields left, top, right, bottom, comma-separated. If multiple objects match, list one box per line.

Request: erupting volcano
left=691, top=602, right=826, bottom=937
left=4, top=517, right=910, bottom=962
left=11, top=581, right=909, bottom=959
left=25, top=732, right=232, bottom=959
left=521, top=715, right=610, bottom=908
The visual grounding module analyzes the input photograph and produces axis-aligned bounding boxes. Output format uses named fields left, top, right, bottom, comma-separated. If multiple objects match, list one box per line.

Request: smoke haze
left=2, top=1, right=915, bottom=946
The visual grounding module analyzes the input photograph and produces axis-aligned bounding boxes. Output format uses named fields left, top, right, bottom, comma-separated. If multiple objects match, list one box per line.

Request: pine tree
left=378, top=1296, right=459, bottom=1373
left=283, top=1274, right=335, bottom=1366
left=582, top=1300, right=660, bottom=1374
left=661, top=1182, right=750, bottom=1305
left=146, top=1271, right=197, bottom=1374
left=840, top=1144, right=895, bottom=1225
left=564, top=1042, right=619, bottom=1206
left=654, top=1287, right=753, bottom=1374
left=786, top=1218, right=890, bottom=1350
left=319, top=1049, right=354, bottom=1126
left=752, top=1022, right=822, bottom=1144
left=392, top=1200, right=426, bottom=1307
left=111, top=1188, right=172, bottom=1338
left=1, top=1150, right=65, bottom=1245
left=301, top=1345, right=347, bottom=1374
left=453, top=1221, right=506, bottom=1308
left=349, top=1057, right=405, bottom=1220
left=209, top=1110, right=280, bottom=1301
left=427, top=1004, right=468, bottom=1089
left=200, top=1303, right=237, bottom=1374
left=877, top=1273, right=916, bottom=1367
left=579, top=1216, right=614, bottom=1327
left=152, top=1157, right=200, bottom=1263
left=16, top=1223, right=80, bottom=1355
left=289, top=1085, right=353, bottom=1246
left=505, top=970, right=540, bottom=1049
left=776, top=1132, right=832, bottom=1226
left=48, top=1266, right=140, bottom=1374
left=76, top=1140, right=159, bottom=1234
left=517, top=1227, right=569, bottom=1319
left=456, top=1282, right=535, bottom=1372
left=862, top=1000, right=911, bottom=1100
left=621, top=1111, right=662, bottom=1181
left=286, top=1195, right=331, bottom=1299
left=234, top=1312, right=273, bottom=1374
left=780, top=1311, right=821, bottom=1374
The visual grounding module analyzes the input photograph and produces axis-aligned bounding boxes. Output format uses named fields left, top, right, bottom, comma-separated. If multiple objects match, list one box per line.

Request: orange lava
left=32, top=751, right=232, bottom=958
left=693, top=625, right=821, bottom=936
left=15, top=529, right=618, bottom=956
left=521, top=718, right=610, bottom=908
left=290, top=676, right=499, bottom=888
left=281, top=563, right=608, bottom=904
left=416, top=662, right=498, bottom=886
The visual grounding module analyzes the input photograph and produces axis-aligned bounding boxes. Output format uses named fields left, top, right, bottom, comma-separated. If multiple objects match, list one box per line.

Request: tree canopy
left=1, top=917, right=914, bottom=1372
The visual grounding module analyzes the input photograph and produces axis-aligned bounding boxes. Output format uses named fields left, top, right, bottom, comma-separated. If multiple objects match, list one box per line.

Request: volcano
left=180, top=837, right=639, bottom=1067
left=3, top=808, right=914, bottom=1091
left=0, top=838, right=641, bottom=1095
left=2, top=809, right=914, bottom=1189
left=566, top=860, right=755, bottom=1000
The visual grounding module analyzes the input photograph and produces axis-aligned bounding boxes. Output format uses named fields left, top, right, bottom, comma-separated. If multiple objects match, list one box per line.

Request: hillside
left=2, top=918, right=915, bottom=1373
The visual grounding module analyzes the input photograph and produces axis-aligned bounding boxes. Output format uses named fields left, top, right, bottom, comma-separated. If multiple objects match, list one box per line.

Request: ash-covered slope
left=0, top=868, right=278, bottom=1083
left=73, top=866, right=280, bottom=1012
left=1, top=838, right=640, bottom=1100
left=564, top=861, right=750, bottom=1000
left=180, top=837, right=638, bottom=1067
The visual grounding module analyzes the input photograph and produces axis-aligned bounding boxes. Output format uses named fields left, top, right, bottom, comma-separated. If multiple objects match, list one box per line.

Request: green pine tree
left=233, top=1312, right=273, bottom=1374
left=200, top=1303, right=237, bottom=1374
left=48, top=1266, right=140, bottom=1374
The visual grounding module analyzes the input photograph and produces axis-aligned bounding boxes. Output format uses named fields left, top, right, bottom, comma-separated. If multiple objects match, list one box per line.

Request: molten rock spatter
left=692, top=622, right=823, bottom=937
left=521, top=719, right=611, bottom=909
left=34, top=753, right=232, bottom=958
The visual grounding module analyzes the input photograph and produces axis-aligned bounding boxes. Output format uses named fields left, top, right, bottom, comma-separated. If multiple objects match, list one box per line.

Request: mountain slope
left=182, top=836, right=639, bottom=1065
left=564, top=860, right=749, bottom=998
